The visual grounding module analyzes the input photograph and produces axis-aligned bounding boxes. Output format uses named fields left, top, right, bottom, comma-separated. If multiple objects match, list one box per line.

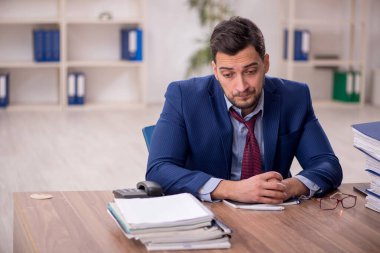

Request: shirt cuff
left=197, top=178, right=223, bottom=202
left=294, top=175, right=320, bottom=198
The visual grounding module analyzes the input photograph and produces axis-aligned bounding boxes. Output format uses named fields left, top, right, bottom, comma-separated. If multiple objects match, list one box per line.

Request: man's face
left=212, top=46, right=269, bottom=116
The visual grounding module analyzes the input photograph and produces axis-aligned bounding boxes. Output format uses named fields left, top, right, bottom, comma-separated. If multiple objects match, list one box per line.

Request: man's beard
left=227, top=87, right=261, bottom=111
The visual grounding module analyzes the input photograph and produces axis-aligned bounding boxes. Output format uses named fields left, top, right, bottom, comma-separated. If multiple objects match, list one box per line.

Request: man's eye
left=245, top=69, right=257, bottom=75
left=223, top=73, right=233, bottom=78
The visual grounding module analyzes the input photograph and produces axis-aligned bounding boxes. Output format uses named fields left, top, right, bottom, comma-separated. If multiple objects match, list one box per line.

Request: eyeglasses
left=319, top=192, right=357, bottom=210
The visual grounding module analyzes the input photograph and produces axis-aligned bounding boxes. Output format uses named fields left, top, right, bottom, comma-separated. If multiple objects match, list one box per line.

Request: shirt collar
left=224, top=90, right=264, bottom=119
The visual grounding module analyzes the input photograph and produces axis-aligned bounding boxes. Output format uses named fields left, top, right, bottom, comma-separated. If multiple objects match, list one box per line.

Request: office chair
left=142, top=125, right=155, bottom=151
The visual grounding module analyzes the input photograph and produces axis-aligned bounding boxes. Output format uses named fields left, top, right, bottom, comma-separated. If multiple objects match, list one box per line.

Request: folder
left=121, top=28, right=143, bottom=61
left=67, top=72, right=86, bottom=105
left=352, top=121, right=380, bottom=161
left=45, top=30, right=53, bottom=61
left=52, top=29, right=60, bottom=62
left=0, top=73, right=9, bottom=108
left=33, top=30, right=45, bottom=62
left=333, top=71, right=360, bottom=102
left=67, top=73, right=76, bottom=105
left=33, top=29, right=60, bottom=62
left=108, top=193, right=231, bottom=251
left=294, top=30, right=310, bottom=61
left=75, top=73, right=85, bottom=105
left=283, top=29, right=311, bottom=61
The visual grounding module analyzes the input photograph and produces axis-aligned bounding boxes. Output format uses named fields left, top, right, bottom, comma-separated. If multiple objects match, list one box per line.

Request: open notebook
left=223, top=198, right=300, bottom=211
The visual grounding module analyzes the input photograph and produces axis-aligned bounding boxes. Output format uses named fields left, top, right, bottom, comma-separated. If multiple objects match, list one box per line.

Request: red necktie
left=229, top=108, right=262, bottom=179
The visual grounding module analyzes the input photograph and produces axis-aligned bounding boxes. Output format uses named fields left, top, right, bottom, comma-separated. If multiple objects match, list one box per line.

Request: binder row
left=333, top=70, right=361, bottom=102
left=121, top=28, right=143, bottom=61
left=284, top=29, right=311, bottom=61
left=33, top=29, right=60, bottom=62
left=0, top=73, right=10, bottom=108
left=32, top=28, right=143, bottom=62
left=67, top=73, right=85, bottom=105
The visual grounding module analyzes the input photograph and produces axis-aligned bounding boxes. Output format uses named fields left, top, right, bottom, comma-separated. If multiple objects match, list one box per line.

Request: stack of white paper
left=108, top=193, right=231, bottom=251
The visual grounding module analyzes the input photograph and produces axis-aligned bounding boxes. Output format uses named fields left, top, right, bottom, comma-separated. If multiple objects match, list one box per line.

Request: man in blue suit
left=147, top=16, right=342, bottom=204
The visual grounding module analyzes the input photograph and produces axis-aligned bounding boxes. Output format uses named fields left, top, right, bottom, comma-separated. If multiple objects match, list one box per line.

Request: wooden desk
left=14, top=184, right=380, bottom=253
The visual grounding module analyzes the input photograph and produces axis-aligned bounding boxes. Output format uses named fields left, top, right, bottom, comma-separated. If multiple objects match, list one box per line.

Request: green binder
left=332, top=71, right=360, bottom=103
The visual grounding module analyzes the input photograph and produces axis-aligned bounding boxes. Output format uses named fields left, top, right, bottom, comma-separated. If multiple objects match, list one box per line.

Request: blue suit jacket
left=147, top=75, right=342, bottom=197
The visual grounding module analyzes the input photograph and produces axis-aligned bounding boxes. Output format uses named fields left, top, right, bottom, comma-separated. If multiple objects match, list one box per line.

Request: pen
left=239, top=204, right=285, bottom=211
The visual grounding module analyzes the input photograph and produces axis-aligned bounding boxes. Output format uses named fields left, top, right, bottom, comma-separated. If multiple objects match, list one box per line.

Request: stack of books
left=352, top=121, right=380, bottom=213
left=107, top=193, right=231, bottom=251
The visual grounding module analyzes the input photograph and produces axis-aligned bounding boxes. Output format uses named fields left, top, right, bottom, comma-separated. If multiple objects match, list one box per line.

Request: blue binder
left=75, top=73, right=85, bottom=105
left=121, top=28, right=143, bottom=61
left=67, top=72, right=86, bottom=105
left=33, top=29, right=60, bottom=62
left=0, top=73, right=9, bottom=108
left=294, top=30, right=310, bottom=61
left=52, top=29, right=60, bottom=62
left=283, top=29, right=311, bottom=61
left=45, top=30, right=53, bottom=61
left=33, top=30, right=45, bottom=62
left=67, top=73, right=76, bottom=105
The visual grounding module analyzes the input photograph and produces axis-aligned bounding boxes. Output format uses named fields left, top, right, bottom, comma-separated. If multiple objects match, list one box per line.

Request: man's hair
left=210, top=16, right=266, bottom=62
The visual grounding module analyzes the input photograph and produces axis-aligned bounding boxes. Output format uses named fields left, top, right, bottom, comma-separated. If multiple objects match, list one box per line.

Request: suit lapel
left=208, top=77, right=233, bottom=179
left=263, top=77, right=281, bottom=171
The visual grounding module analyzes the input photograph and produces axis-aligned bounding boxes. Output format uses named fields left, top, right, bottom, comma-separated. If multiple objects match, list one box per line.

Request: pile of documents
left=107, top=193, right=231, bottom=251
left=365, top=156, right=380, bottom=212
left=352, top=121, right=380, bottom=213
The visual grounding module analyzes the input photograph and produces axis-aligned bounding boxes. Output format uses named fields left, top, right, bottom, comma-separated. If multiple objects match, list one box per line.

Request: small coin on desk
left=30, top=193, right=53, bottom=200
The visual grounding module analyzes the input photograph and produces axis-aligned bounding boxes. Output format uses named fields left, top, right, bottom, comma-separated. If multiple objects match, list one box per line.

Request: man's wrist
left=283, top=177, right=309, bottom=197
left=211, top=180, right=232, bottom=200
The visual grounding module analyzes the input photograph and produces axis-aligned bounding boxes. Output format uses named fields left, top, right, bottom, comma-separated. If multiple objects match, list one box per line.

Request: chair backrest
left=142, top=125, right=155, bottom=151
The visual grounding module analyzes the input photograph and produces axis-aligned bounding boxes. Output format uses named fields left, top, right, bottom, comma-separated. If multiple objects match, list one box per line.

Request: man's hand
left=282, top=177, right=309, bottom=198
left=211, top=172, right=288, bottom=204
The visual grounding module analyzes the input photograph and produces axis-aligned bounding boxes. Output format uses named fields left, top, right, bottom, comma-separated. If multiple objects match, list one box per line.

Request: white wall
left=145, top=0, right=286, bottom=103
left=145, top=0, right=380, bottom=104
left=368, top=0, right=380, bottom=103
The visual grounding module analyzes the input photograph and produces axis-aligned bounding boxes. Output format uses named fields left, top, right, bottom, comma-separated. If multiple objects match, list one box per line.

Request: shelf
left=67, top=61, right=143, bottom=68
left=283, top=0, right=368, bottom=106
left=0, top=0, right=146, bottom=111
left=65, top=19, right=142, bottom=25
left=289, top=60, right=362, bottom=68
left=288, top=19, right=354, bottom=26
left=66, top=102, right=145, bottom=111
left=0, top=18, right=59, bottom=25
left=0, top=62, right=60, bottom=68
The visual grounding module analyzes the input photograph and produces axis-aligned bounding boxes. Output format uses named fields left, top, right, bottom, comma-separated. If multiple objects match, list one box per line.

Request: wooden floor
left=0, top=102, right=379, bottom=253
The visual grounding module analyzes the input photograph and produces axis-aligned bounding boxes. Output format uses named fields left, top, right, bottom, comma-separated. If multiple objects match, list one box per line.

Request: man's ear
left=264, top=54, right=270, bottom=74
left=212, top=60, right=218, bottom=80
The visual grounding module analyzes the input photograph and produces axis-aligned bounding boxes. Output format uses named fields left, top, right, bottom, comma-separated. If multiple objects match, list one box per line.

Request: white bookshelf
left=283, top=0, right=368, bottom=105
left=0, top=0, right=146, bottom=110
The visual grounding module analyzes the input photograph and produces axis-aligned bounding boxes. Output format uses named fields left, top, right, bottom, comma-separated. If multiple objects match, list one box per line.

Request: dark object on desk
left=353, top=183, right=370, bottom=196
left=113, top=180, right=163, bottom=198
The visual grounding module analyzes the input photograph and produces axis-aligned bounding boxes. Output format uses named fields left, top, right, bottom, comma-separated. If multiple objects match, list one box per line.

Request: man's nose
left=235, top=74, right=248, bottom=92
